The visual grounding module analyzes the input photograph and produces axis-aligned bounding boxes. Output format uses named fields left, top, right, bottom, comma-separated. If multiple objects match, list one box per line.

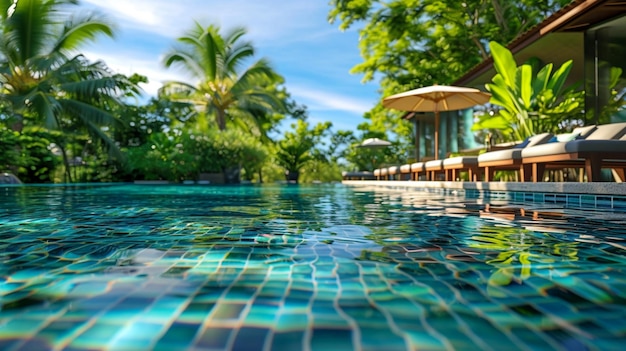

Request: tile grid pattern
left=380, top=185, right=626, bottom=211
left=1, top=185, right=626, bottom=351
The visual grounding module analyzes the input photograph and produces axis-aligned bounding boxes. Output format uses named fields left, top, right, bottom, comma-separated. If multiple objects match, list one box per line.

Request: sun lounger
left=442, top=156, right=481, bottom=181
left=410, top=162, right=426, bottom=180
left=373, top=168, right=382, bottom=180
left=341, top=171, right=376, bottom=180
left=387, top=165, right=402, bottom=180
left=424, top=160, right=444, bottom=181
left=477, top=132, right=556, bottom=181
left=520, top=122, right=626, bottom=182
left=380, top=167, right=390, bottom=180
left=400, top=164, right=411, bottom=180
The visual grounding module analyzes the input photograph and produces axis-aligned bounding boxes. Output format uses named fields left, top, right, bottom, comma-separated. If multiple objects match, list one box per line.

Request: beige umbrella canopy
left=359, top=138, right=392, bottom=148
left=383, top=85, right=491, bottom=159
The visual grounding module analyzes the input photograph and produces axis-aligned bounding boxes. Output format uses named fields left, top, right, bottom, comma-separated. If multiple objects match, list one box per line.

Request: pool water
left=1, top=184, right=625, bottom=351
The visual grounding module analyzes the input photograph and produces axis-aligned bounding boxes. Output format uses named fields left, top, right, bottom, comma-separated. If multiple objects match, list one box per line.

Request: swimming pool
left=1, top=184, right=625, bottom=350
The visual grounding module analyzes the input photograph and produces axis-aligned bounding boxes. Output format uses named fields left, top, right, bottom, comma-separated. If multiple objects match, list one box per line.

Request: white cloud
left=82, top=0, right=328, bottom=43
left=78, top=0, right=378, bottom=133
left=289, top=85, right=375, bottom=115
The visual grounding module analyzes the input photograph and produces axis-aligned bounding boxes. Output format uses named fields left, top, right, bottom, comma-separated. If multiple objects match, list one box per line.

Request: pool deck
left=342, top=180, right=626, bottom=196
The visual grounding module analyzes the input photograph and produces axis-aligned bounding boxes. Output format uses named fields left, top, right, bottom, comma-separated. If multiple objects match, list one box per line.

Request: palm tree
left=0, top=0, right=140, bottom=182
left=160, top=23, right=285, bottom=133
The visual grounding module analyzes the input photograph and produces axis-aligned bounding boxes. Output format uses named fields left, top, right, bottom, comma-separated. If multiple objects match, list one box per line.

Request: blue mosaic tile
left=613, top=196, right=626, bottom=210
left=597, top=196, right=613, bottom=209
left=567, top=194, right=581, bottom=207
left=2, top=184, right=626, bottom=351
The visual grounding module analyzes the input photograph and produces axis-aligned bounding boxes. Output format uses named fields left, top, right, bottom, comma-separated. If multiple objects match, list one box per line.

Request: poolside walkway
left=342, top=180, right=626, bottom=196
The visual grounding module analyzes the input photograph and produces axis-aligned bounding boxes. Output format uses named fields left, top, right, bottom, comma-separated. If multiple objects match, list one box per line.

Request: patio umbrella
left=359, top=138, right=392, bottom=148
left=357, top=138, right=391, bottom=169
left=383, top=85, right=490, bottom=159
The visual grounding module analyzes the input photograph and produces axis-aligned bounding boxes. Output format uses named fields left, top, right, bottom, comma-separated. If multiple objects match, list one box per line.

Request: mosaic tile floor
left=1, top=184, right=625, bottom=350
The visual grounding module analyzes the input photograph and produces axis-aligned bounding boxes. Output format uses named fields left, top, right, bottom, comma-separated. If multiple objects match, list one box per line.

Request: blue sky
left=80, top=0, right=380, bottom=134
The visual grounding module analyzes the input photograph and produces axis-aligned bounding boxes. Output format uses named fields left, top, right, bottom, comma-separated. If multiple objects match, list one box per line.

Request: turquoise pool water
left=1, top=184, right=625, bottom=351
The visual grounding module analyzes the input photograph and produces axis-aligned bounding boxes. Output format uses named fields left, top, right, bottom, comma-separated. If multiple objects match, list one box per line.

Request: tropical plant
left=125, top=131, right=197, bottom=181
left=0, top=126, right=62, bottom=182
left=0, top=0, right=140, bottom=182
left=123, top=127, right=269, bottom=183
left=328, top=0, right=572, bottom=144
left=275, top=120, right=332, bottom=183
left=160, top=23, right=286, bottom=134
left=0, top=125, right=21, bottom=172
left=473, top=41, right=584, bottom=141
left=300, top=160, right=343, bottom=183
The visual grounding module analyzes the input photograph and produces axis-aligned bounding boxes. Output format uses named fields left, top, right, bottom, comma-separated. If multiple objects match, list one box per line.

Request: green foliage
left=0, top=0, right=140, bottom=182
left=300, top=160, right=343, bottom=183
left=328, top=0, right=571, bottom=149
left=0, top=127, right=20, bottom=169
left=475, top=41, right=584, bottom=140
left=160, top=23, right=286, bottom=134
left=329, top=0, right=571, bottom=87
left=240, top=139, right=269, bottom=182
left=193, top=129, right=267, bottom=174
left=18, top=128, right=61, bottom=183
left=274, top=120, right=332, bottom=182
left=125, top=131, right=197, bottom=181
left=124, top=128, right=268, bottom=182
left=0, top=126, right=61, bottom=182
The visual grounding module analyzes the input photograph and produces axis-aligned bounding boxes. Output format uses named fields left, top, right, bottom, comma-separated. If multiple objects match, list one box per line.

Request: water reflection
left=1, top=184, right=626, bottom=350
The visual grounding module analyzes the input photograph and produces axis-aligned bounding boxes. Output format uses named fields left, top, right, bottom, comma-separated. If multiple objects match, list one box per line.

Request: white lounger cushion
left=425, top=160, right=443, bottom=170
left=521, top=123, right=626, bottom=158
left=583, top=122, right=626, bottom=140
left=478, top=148, right=524, bottom=163
left=443, top=156, right=478, bottom=167
left=522, top=140, right=626, bottom=158
left=411, top=162, right=425, bottom=171
left=478, top=132, right=553, bottom=163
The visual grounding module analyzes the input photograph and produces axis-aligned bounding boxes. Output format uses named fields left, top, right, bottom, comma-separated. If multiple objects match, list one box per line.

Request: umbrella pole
left=434, top=110, right=440, bottom=160
left=414, top=118, right=420, bottom=162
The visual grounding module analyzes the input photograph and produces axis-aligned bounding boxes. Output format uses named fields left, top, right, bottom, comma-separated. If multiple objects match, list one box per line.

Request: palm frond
left=159, top=81, right=198, bottom=98
left=60, top=98, right=118, bottom=126
left=162, top=49, right=206, bottom=79
left=224, top=42, right=255, bottom=75
left=198, top=27, right=220, bottom=80
left=81, top=117, right=124, bottom=161
left=28, top=90, right=62, bottom=128
left=3, top=0, right=55, bottom=64
left=53, top=11, right=116, bottom=54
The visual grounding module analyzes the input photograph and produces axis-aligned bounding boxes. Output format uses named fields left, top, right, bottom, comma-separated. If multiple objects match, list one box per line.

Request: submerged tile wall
left=374, top=185, right=626, bottom=212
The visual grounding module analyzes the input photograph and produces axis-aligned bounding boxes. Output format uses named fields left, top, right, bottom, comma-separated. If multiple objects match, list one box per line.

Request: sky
left=79, top=0, right=381, bottom=134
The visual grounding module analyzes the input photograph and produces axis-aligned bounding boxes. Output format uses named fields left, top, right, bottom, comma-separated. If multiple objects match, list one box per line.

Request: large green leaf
left=547, top=59, right=573, bottom=97
left=533, top=63, right=552, bottom=95
left=519, top=64, right=532, bottom=108
left=489, top=41, right=517, bottom=87
left=471, top=114, right=511, bottom=131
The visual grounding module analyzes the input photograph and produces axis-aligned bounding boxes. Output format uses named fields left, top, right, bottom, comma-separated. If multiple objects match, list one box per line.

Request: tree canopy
left=160, top=23, right=286, bottom=136
left=0, top=0, right=140, bottom=182
left=328, top=0, right=573, bottom=145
